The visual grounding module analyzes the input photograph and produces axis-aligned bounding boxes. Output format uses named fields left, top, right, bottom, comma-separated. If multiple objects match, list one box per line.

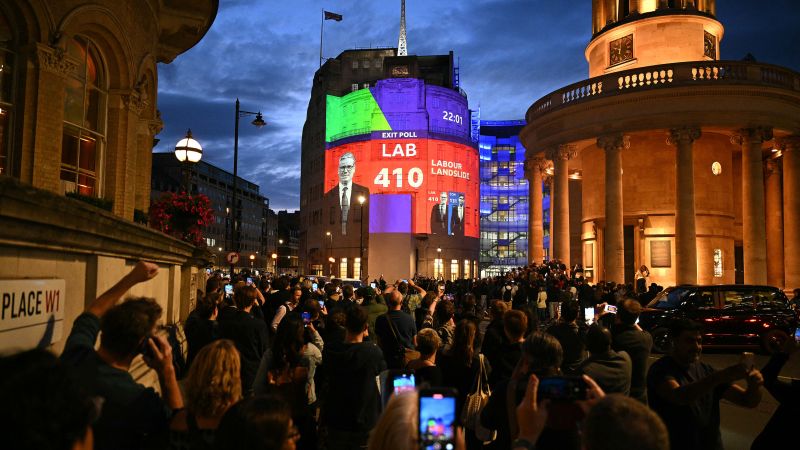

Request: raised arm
left=87, top=261, right=159, bottom=318
left=655, top=363, right=748, bottom=406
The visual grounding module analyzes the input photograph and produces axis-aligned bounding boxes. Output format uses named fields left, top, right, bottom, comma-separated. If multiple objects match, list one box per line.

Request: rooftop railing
left=528, top=60, right=800, bottom=121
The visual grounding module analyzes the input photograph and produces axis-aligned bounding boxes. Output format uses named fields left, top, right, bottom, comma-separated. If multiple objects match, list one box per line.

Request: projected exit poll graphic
left=324, top=78, right=478, bottom=238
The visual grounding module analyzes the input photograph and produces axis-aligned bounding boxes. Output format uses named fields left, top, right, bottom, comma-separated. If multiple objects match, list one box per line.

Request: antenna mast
left=398, top=0, right=407, bottom=56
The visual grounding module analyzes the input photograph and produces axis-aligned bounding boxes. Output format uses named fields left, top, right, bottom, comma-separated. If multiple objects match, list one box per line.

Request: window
left=464, top=259, right=470, bottom=278
left=434, top=258, right=443, bottom=279
left=0, top=13, right=14, bottom=176
left=690, top=290, right=716, bottom=309
left=450, top=260, right=459, bottom=281
left=362, top=59, right=369, bottom=69
left=61, top=36, right=106, bottom=196
left=352, top=60, right=358, bottom=69
left=339, top=258, right=348, bottom=278
left=351, top=83, right=359, bottom=92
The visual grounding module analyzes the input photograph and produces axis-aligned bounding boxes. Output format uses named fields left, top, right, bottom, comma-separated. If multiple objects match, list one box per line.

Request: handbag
left=385, top=314, right=420, bottom=367
left=461, top=354, right=496, bottom=442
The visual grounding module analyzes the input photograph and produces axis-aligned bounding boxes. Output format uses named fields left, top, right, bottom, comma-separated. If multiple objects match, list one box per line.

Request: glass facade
left=479, top=120, right=550, bottom=277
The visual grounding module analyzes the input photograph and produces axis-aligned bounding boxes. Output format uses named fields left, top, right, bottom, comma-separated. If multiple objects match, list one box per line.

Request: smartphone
left=318, top=300, right=325, bottom=309
left=419, top=388, right=457, bottom=450
left=604, top=304, right=618, bottom=314
left=301, top=312, right=312, bottom=325
left=584, top=307, right=595, bottom=325
left=312, top=282, right=318, bottom=291
left=138, top=335, right=155, bottom=360
left=246, top=277, right=253, bottom=285
left=740, top=352, right=755, bottom=371
left=393, top=371, right=416, bottom=395
left=537, top=376, right=588, bottom=402
left=401, top=279, right=408, bottom=283
left=224, top=284, right=233, bottom=295
left=370, top=282, right=377, bottom=289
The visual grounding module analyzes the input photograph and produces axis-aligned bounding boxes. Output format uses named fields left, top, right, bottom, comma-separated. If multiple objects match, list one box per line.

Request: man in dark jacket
left=545, top=300, right=586, bottom=374
left=580, top=324, right=631, bottom=395
left=322, top=306, right=386, bottom=450
left=218, top=285, right=269, bottom=393
left=611, top=298, right=653, bottom=403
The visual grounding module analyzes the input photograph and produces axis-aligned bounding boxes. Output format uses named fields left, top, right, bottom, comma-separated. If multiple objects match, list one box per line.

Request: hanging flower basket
left=149, top=192, right=214, bottom=246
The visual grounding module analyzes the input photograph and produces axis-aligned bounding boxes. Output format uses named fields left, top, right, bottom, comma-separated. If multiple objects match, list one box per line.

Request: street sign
left=0, top=279, right=66, bottom=352
left=226, top=252, right=240, bottom=265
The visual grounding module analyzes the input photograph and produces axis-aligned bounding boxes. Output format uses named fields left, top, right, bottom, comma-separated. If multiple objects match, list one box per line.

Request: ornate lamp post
left=174, top=129, right=202, bottom=192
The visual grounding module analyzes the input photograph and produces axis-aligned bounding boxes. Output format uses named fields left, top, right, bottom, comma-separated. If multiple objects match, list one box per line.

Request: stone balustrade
left=528, top=60, right=800, bottom=121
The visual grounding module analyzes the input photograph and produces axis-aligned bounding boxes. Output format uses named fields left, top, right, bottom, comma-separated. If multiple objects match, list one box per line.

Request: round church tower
left=587, top=0, right=723, bottom=77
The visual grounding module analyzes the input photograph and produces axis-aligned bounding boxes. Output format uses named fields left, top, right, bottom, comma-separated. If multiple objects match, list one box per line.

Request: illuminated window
left=434, top=258, right=443, bottom=278
left=464, top=259, right=470, bottom=278
left=339, top=257, right=348, bottom=278
left=450, top=260, right=459, bottom=281
left=713, top=249, right=723, bottom=277
left=61, top=36, right=106, bottom=196
left=354, top=257, right=361, bottom=279
left=351, top=83, right=358, bottom=92
left=352, top=60, right=358, bottom=69
left=0, top=12, right=14, bottom=176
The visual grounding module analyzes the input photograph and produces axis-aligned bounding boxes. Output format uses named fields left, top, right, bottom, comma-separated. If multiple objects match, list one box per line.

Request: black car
left=638, top=285, right=798, bottom=354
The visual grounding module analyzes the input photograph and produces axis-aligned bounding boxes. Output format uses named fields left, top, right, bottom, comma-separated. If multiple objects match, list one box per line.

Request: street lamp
left=174, top=129, right=202, bottom=193
left=271, top=253, right=278, bottom=273
left=358, top=195, right=366, bottom=280
left=229, top=99, right=266, bottom=269
left=249, top=254, right=255, bottom=269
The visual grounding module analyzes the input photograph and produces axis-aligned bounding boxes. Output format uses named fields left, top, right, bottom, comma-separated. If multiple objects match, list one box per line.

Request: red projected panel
left=324, top=138, right=479, bottom=238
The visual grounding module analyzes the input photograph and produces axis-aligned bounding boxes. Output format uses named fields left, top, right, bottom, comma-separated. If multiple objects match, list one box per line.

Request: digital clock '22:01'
left=442, top=111, right=463, bottom=124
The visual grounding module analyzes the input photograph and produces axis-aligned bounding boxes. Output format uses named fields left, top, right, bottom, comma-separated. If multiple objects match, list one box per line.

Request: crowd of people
left=2, top=260, right=799, bottom=450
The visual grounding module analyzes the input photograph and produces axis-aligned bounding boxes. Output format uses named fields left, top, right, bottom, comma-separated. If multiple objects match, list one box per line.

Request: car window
left=688, top=290, right=716, bottom=309
left=648, top=287, right=690, bottom=309
left=722, top=290, right=754, bottom=311
left=752, top=289, right=789, bottom=310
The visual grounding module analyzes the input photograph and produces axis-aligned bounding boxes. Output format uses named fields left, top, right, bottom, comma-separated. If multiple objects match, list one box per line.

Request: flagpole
left=319, top=8, right=324, bottom=67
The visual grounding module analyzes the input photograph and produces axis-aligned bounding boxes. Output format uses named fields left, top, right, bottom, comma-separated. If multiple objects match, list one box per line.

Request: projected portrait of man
left=325, top=152, right=369, bottom=236
left=430, top=191, right=449, bottom=235
left=449, top=194, right=465, bottom=237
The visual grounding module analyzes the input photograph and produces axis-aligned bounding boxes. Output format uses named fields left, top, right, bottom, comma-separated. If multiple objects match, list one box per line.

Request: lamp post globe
left=174, top=129, right=202, bottom=192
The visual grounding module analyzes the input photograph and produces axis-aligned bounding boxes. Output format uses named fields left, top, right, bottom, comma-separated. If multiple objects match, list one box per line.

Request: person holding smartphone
left=646, top=319, right=763, bottom=450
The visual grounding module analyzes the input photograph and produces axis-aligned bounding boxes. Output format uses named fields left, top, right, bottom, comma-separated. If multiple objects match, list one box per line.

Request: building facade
left=276, top=210, right=300, bottom=274
left=300, top=49, right=481, bottom=281
left=151, top=152, right=275, bottom=270
left=522, top=1, right=800, bottom=289
left=0, top=0, right=217, bottom=355
left=479, top=120, right=542, bottom=277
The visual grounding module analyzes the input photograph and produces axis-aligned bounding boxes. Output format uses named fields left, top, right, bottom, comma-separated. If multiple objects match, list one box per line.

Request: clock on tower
left=609, top=34, right=634, bottom=66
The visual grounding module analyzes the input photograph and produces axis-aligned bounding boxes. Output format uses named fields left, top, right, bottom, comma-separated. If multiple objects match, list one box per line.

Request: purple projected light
left=369, top=194, right=412, bottom=233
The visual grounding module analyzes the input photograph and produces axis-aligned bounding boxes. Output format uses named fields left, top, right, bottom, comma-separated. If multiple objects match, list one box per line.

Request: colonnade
left=525, top=129, right=800, bottom=290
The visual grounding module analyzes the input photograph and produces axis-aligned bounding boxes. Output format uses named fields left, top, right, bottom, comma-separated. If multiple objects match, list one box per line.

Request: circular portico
left=522, top=60, right=800, bottom=288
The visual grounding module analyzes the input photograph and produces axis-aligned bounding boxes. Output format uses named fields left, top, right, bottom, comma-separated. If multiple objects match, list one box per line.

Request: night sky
left=154, top=0, right=800, bottom=211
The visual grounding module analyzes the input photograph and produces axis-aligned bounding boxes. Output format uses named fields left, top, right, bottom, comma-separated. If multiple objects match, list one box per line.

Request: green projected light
left=326, top=89, right=391, bottom=143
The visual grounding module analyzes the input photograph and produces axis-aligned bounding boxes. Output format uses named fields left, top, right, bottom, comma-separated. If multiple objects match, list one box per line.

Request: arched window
left=0, top=12, right=14, bottom=176
left=61, top=36, right=107, bottom=196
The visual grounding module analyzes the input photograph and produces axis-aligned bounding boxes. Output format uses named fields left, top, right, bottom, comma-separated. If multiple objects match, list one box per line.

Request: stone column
left=764, top=159, right=784, bottom=288
left=778, top=136, right=800, bottom=290
left=526, top=156, right=548, bottom=265
left=732, top=127, right=772, bottom=285
left=546, top=144, right=577, bottom=267
left=597, top=134, right=628, bottom=284
left=668, top=127, right=701, bottom=284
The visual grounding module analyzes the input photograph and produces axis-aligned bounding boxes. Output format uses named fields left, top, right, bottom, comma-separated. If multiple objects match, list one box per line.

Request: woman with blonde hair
left=170, top=339, right=242, bottom=450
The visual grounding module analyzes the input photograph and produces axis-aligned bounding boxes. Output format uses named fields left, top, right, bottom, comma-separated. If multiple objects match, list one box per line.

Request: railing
left=528, top=60, right=800, bottom=120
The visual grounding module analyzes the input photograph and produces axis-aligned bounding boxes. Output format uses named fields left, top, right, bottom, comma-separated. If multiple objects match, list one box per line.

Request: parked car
left=338, top=278, right=364, bottom=289
left=638, top=285, right=798, bottom=354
